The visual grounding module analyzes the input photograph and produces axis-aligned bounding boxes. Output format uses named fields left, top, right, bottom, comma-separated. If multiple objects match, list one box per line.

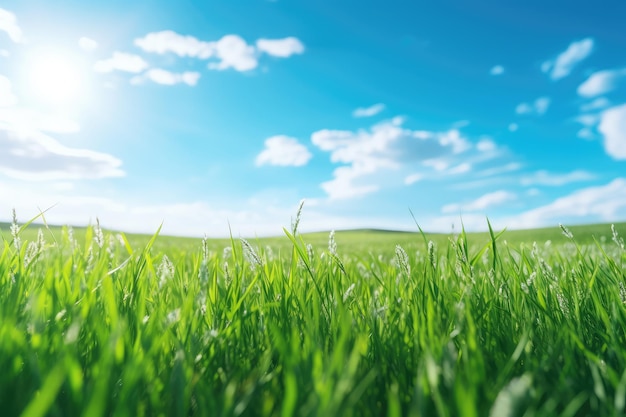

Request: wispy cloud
left=577, top=68, right=626, bottom=97
left=580, top=97, right=611, bottom=112
left=520, top=170, right=595, bottom=186
left=513, top=178, right=626, bottom=228
left=0, top=8, right=23, bottom=43
left=448, top=162, right=472, bottom=175
left=541, top=38, right=594, bottom=80
left=78, top=36, right=98, bottom=52
left=255, top=135, right=312, bottom=167
left=575, top=114, right=599, bottom=139
left=490, top=65, right=504, bottom=75
left=598, top=104, right=626, bottom=160
left=0, top=126, right=124, bottom=180
left=256, top=37, right=304, bottom=57
left=352, top=103, right=385, bottom=118
left=515, top=96, right=550, bottom=115
left=442, top=190, right=516, bottom=214
left=577, top=127, right=594, bottom=140
left=476, top=162, right=522, bottom=178
left=404, top=173, right=423, bottom=185
left=0, top=74, right=17, bottom=107
left=476, top=138, right=496, bottom=152
left=131, top=69, right=200, bottom=86
left=576, top=114, right=599, bottom=127
left=0, top=107, right=80, bottom=134
left=94, top=52, right=149, bottom=73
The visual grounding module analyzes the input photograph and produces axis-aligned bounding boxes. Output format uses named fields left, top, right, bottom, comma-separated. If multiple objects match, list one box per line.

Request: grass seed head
left=241, top=238, right=262, bottom=268
left=343, top=283, right=356, bottom=302
left=428, top=240, right=436, bottom=268
left=10, top=208, right=21, bottom=251
left=395, top=244, right=410, bottom=276
left=291, top=199, right=305, bottom=235
left=612, top=224, right=625, bottom=250
left=94, top=218, right=104, bottom=249
left=328, top=230, right=337, bottom=256
left=158, top=255, right=175, bottom=288
left=559, top=223, right=574, bottom=239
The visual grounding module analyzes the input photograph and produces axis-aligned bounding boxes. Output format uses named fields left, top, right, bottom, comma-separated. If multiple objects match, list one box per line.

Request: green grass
left=1, top=214, right=626, bottom=416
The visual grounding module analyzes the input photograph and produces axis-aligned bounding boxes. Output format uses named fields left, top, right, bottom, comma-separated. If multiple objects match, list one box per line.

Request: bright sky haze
left=1, top=0, right=625, bottom=237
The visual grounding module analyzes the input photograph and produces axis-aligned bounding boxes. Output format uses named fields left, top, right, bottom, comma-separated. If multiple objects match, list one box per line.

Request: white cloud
left=255, top=135, right=312, bottom=167
left=534, top=97, right=551, bottom=114
left=256, top=37, right=304, bottom=57
left=0, top=107, right=80, bottom=133
left=442, top=190, right=516, bottom=214
left=78, top=37, right=98, bottom=51
left=448, top=163, right=472, bottom=175
left=520, top=170, right=595, bottom=186
left=318, top=165, right=380, bottom=199
left=0, top=126, right=124, bottom=180
left=182, top=72, right=201, bottom=86
left=134, top=30, right=214, bottom=58
left=577, top=127, right=595, bottom=140
left=0, top=8, right=23, bottom=43
left=135, top=31, right=304, bottom=72
left=513, top=178, right=626, bottom=228
left=311, top=118, right=473, bottom=199
left=490, top=65, right=504, bottom=75
left=0, top=74, right=17, bottom=107
left=576, top=114, right=599, bottom=126
left=508, top=123, right=519, bottom=132
left=438, top=129, right=471, bottom=153
left=577, top=68, right=626, bottom=97
left=542, top=38, right=594, bottom=80
left=580, top=97, right=610, bottom=112
left=477, top=162, right=522, bottom=177
left=515, top=103, right=533, bottom=114
left=575, top=112, right=602, bottom=140
left=598, top=104, right=626, bottom=160
left=94, top=52, right=149, bottom=73
left=131, top=69, right=201, bottom=86
left=404, top=173, right=423, bottom=185
left=207, top=35, right=257, bottom=71
left=423, top=159, right=449, bottom=172
left=515, top=97, right=550, bottom=115
left=476, top=138, right=496, bottom=152
left=352, top=103, right=385, bottom=118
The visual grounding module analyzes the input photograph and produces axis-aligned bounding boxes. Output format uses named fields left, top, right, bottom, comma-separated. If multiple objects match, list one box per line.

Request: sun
left=23, top=48, right=90, bottom=107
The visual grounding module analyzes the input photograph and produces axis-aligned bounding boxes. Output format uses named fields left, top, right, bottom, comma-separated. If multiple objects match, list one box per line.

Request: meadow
left=1, top=210, right=626, bottom=417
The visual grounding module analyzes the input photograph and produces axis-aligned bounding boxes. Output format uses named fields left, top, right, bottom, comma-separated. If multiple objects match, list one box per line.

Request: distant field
left=1, top=218, right=626, bottom=416
left=2, top=219, right=625, bottom=255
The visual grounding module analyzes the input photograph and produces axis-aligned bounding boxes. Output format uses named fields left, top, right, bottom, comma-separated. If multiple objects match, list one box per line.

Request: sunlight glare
left=24, top=49, right=89, bottom=106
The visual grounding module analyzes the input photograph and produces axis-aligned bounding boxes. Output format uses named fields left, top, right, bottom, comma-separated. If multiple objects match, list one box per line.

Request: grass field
left=1, top=211, right=626, bottom=416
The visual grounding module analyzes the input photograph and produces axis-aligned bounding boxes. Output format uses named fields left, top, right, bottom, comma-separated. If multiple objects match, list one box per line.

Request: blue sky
left=1, top=0, right=626, bottom=237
